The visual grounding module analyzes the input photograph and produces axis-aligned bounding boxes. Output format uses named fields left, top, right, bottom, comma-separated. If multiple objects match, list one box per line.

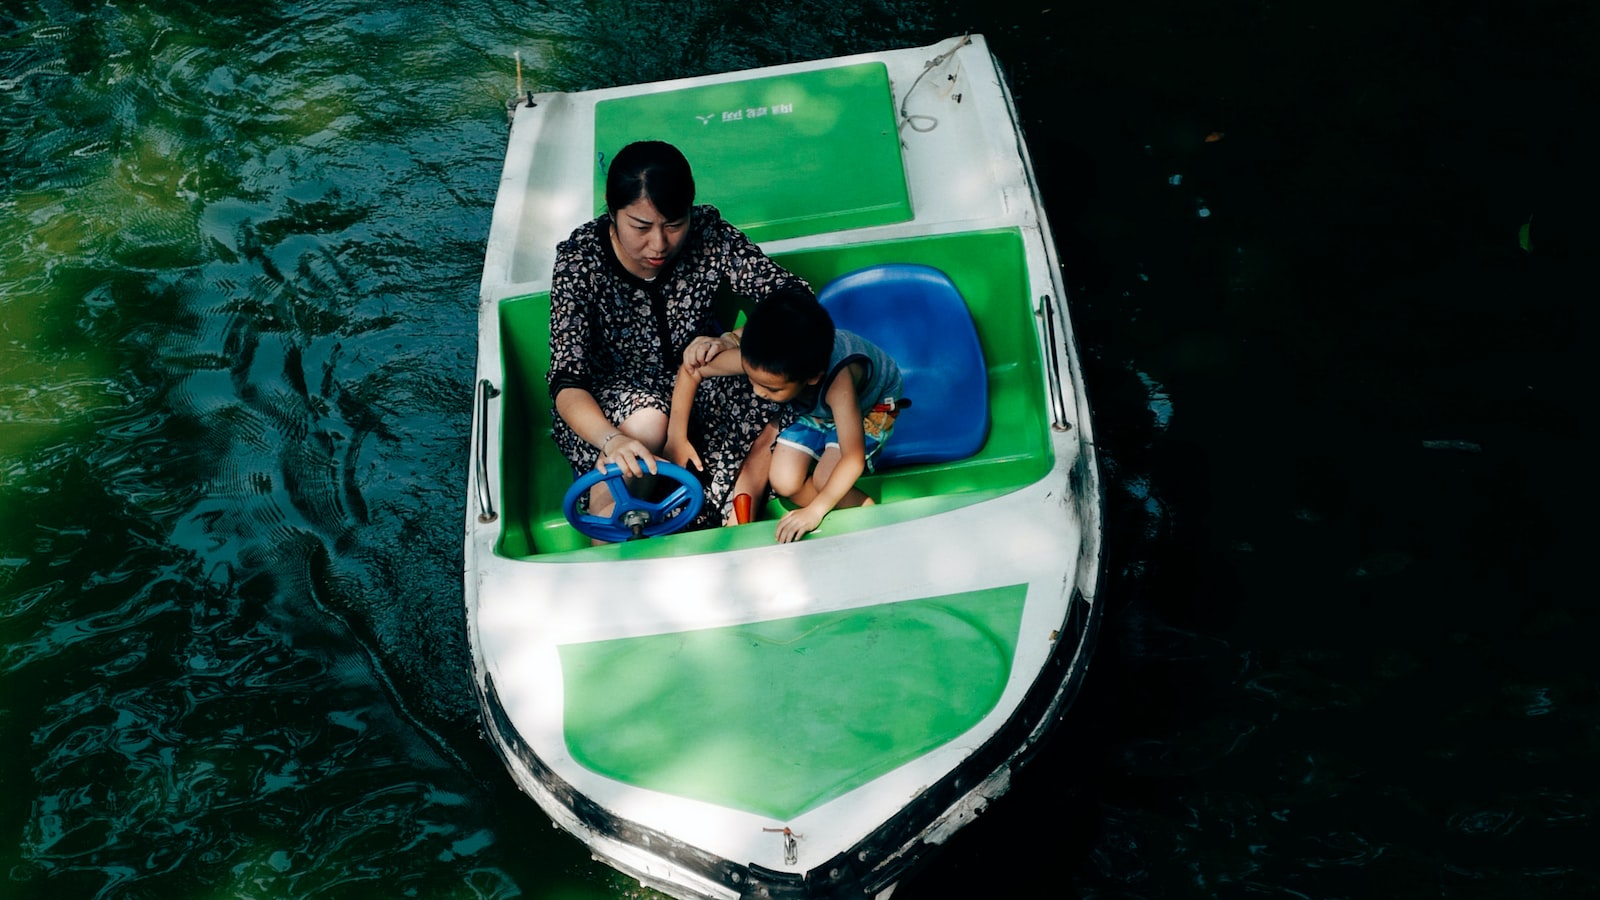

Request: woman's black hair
left=740, top=286, right=834, bottom=382
left=605, top=141, right=695, bottom=221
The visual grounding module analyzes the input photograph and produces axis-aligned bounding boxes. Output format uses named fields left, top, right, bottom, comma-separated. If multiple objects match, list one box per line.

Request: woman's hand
left=598, top=432, right=658, bottom=479
left=682, top=332, right=738, bottom=369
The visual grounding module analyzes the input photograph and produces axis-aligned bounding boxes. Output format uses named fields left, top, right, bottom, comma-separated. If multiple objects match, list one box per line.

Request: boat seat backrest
left=816, top=264, right=989, bottom=467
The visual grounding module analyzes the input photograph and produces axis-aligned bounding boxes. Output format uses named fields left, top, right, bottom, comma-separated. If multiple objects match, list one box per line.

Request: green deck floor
left=593, top=62, right=910, bottom=243
left=558, top=584, right=1026, bottom=821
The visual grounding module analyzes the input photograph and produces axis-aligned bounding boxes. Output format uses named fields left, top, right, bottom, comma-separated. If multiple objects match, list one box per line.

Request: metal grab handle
left=474, top=378, right=501, bottom=523
left=1037, top=295, right=1070, bottom=431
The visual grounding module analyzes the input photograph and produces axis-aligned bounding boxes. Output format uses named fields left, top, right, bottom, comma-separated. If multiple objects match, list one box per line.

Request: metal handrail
left=474, top=378, right=501, bottom=523
left=1037, top=295, right=1071, bottom=431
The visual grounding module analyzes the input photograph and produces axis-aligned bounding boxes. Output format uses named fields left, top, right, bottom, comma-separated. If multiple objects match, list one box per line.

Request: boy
left=666, top=286, right=903, bottom=542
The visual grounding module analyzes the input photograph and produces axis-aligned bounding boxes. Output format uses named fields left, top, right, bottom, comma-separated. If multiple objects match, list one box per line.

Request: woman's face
left=609, top=195, right=689, bottom=280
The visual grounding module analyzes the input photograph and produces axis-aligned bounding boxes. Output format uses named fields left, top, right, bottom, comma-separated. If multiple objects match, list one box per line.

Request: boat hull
left=466, top=35, right=1105, bottom=899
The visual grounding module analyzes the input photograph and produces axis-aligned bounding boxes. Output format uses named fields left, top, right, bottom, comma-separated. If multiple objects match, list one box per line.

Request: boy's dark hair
left=740, top=286, right=834, bottom=382
left=605, top=141, right=695, bottom=222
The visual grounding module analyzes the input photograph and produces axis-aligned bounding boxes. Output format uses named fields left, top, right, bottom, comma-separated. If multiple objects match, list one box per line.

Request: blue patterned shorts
left=774, top=408, right=897, bottom=472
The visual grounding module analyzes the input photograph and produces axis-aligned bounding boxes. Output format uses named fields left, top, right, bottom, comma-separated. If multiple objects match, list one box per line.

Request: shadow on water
left=907, top=1, right=1594, bottom=896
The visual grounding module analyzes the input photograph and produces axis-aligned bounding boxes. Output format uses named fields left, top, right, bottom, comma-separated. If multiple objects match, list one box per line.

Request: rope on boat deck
left=898, top=33, right=972, bottom=135
left=762, top=826, right=802, bottom=865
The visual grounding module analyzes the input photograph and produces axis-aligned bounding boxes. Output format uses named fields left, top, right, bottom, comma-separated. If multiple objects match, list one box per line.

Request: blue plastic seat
left=816, top=264, right=989, bottom=467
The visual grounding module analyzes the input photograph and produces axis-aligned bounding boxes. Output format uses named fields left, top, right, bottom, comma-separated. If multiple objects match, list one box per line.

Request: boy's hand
left=665, top=361, right=704, bottom=472
left=664, top=434, right=704, bottom=473
left=775, top=506, right=825, bottom=543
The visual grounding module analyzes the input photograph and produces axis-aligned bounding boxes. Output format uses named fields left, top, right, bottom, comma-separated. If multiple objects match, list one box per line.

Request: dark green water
left=2, top=1, right=1591, bottom=898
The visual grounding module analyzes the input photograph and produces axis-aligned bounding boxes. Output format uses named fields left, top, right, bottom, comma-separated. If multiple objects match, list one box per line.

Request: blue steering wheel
left=562, top=461, right=704, bottom=542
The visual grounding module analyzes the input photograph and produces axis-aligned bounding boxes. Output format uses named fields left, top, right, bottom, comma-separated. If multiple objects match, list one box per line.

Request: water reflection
left=3, top=2, right=955, bottom=897
left=4, top=2, right=510, bottom=896
left=526, top=0, right=933, bottom=90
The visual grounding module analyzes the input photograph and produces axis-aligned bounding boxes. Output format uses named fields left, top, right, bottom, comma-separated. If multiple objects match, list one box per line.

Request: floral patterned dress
left=547, top=205, right=805, bottom=527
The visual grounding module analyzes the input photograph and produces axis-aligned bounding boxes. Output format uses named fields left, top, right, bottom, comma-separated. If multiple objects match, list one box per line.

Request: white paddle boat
left=466, top=33, right=1104, bottom=899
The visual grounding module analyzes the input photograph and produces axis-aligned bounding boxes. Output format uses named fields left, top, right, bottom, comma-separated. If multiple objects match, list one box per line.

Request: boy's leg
left=769, top=444, right=817, bottom=503
left=809, top=411, right=889, bottom=509
left=810, top=447, right=872, bottom=508
left=770, top=416, right=831, bottom=504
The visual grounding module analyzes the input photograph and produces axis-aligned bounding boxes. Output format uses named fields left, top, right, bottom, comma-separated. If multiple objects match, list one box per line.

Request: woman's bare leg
left=587, top=408, right=669, bottom=519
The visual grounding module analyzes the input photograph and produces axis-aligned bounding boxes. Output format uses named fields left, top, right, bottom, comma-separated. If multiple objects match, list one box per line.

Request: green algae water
left=3, top=0, right=1592, bottom=898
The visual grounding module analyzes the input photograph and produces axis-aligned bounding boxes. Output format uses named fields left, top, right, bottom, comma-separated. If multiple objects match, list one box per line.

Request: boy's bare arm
left=775, top=373, right=866, bottom=542
left=665, top=347, right=746, bottom=471
left=665, top=363, right=705, bottom=470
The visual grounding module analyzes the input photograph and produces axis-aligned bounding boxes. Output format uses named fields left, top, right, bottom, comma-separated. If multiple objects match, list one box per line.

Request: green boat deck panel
left=594, top=63, right=911, bottom=243
left=561, top=585, right=1026, bottom=821
left=484, top=40, right=1026, bottom=293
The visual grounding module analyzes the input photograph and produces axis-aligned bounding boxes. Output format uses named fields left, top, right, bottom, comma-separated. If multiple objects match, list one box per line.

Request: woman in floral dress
left=547, top=141, right=805, bottom=528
